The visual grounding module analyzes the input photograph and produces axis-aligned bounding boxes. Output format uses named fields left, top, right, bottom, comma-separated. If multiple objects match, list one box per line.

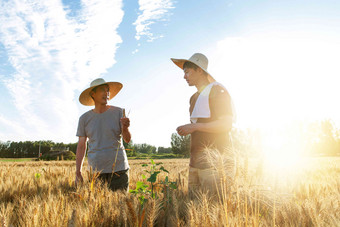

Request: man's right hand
left=176, top=123, right=197, bottom=136
left=75, top=172, right=83, bottom=186
left=75, top=136, right=87, bottom=187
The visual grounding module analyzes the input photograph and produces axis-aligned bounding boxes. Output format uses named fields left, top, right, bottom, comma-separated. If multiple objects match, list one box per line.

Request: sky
left=0, top=0, right=340, bottom=148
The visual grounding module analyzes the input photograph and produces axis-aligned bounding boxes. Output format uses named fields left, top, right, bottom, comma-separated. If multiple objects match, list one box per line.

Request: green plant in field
left=129, top=159, right=177, bottom=207
left=34, top=173, right=41, bottom=179
left=129, top=180, right=150, bottom=207
left=160, top=175, right=177, bottom=205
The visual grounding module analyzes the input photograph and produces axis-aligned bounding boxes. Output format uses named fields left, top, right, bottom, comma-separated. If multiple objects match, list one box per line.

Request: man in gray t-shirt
left=75, top=78, right=131, bottom=192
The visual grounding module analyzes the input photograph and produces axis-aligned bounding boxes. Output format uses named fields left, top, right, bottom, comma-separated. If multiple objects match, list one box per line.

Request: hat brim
left=79, top=82, right=123, bottom=106
left=170, top=58, right=216, bottom=83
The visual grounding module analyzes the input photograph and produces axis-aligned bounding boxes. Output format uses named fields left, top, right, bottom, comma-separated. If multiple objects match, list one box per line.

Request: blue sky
left=0, top=0, right=340, bottom=147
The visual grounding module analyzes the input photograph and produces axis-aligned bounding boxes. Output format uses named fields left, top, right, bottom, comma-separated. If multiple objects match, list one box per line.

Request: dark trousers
left=98, top=169, right=129, bottom=192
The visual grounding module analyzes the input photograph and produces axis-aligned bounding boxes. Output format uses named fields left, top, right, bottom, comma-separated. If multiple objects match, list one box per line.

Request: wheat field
left=0, top=156, right=340, bottom=226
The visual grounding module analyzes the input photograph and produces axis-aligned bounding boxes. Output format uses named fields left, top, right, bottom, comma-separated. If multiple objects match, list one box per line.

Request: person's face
left=183, top=67, right=202, bottom=86
left=91, top=84, right=110, bottom=105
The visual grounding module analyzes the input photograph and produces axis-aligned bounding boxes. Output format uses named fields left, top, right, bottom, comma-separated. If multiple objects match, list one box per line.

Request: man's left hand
left=120, top=117, right=130, bottom=129
left=176, top=123, right=196, bottom=136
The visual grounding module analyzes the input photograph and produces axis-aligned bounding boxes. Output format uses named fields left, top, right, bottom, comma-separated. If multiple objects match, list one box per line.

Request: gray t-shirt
left=76, top=106, right=129, bottom=173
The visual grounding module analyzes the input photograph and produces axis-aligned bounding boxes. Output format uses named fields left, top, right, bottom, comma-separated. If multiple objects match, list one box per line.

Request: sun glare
left=261, top=132, right=302, bottom=171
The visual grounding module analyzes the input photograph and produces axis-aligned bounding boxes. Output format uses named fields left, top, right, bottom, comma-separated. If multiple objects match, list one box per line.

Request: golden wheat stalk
left=112, top=140, right=121, bottom=173
left=146, top=199, right=156, bottom=227
left=0, top=214, right=7, bottom=227
left=138, top=207, right=146, bottom=227
left=126, top=199, right=137, bottom=226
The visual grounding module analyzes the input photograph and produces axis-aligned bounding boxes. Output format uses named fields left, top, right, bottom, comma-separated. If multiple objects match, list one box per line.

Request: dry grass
left=0, top=156, right=340, bottom=226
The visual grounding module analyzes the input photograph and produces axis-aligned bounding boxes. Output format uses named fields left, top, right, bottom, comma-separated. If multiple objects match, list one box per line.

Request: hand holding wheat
left=75, top=172, right=83, bottom=186
left=121, top=108, right=130, bottom=129
left=121, top=108, right=131, bottom=143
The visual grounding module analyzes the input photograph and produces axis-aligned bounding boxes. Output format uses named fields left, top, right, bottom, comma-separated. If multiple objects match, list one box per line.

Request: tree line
left=1, top=119, right=339, bottom=158
left=0, top=134, right=190, bottom=158
left=0, top=141, right=78, bottom=158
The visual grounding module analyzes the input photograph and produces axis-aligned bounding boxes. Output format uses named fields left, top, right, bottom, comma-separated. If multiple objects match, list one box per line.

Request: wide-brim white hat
left=79, top=78, right=123, bottom=106
left=171, top=53, right=216, bottom=83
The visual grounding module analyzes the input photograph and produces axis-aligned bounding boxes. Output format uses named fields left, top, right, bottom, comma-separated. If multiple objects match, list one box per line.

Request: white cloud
left=0, top=0, right=124, bottom=142
left=133, top=0, right=174, bottom=41
left=0, top=113, right=27, bottom=140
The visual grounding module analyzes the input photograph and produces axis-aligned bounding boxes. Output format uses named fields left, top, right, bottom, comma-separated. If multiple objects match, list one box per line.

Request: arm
left=178, top=85, right=234, bottom=136
left=75, top=136, right=87, bottom=184
left=177, top=115, right=233, bottom=136
left=120, top=118, right=131, bottom=143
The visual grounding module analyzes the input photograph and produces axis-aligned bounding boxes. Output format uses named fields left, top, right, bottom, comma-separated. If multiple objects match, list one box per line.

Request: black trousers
left=98, top=169, right=129, bottom=192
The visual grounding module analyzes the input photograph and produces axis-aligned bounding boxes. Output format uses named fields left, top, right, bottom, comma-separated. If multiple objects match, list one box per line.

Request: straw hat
left=79, top=78, right=123, bottom=106
left=171, top=53, right=216, bottom=83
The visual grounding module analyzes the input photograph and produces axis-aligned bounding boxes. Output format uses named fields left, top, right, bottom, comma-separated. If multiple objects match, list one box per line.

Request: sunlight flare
left=261, top=132, right=302, bottom=170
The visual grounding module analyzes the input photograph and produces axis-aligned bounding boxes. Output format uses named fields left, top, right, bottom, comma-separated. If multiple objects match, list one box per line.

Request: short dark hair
left=183, top=61, right=208, bottom=76
left=91, top=86, right=98, bottom=93
left=183, top=61, right=199, bottom=70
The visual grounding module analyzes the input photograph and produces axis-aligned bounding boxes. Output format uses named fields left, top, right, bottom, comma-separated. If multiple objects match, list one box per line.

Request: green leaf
left=170, top=182, right=177, bottom=189
left=142, top=174, right=146, bottom=179
left=34, top=173, right=41, bottom=179
left=129, top=189, right=138, bottom=194
left=150, top=159, right=155, bottom=165
left=136, top=181, right=147, bottom=190
left=147, top=171, right=160, bottom=183
left=139, top=195, right=145, bottom=205
left=141, top=164, right=148, bottom=167
left=160, top=166, right=169, bottom=173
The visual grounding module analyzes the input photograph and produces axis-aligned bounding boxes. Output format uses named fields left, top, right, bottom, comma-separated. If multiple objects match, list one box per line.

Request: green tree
left=298, top=119, right=340, bottom=156
left=318, top=120, right=340, bottom=156
left=123, top=140, right=136, bottom=156
left=0, top=141, right=10, bottom=158
left=170, top=133, right=190, bottom=157
left=65, top=142, right=78, bottom=154
left=157, top=146, right=172, bottom=154
left=134, top=143, right=157, bottom=154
